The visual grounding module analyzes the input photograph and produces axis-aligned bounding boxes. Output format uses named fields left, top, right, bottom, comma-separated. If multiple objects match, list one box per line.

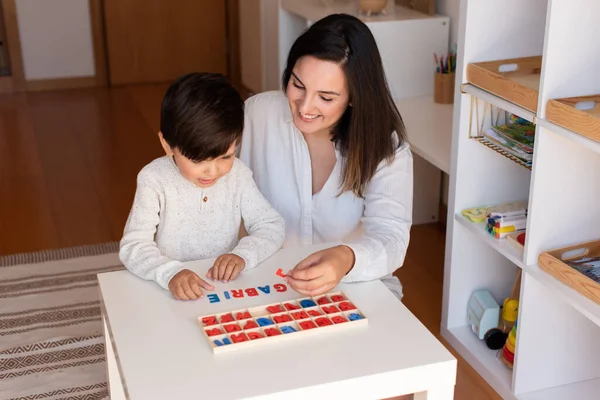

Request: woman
left=238, top=13, right=413, bottom=300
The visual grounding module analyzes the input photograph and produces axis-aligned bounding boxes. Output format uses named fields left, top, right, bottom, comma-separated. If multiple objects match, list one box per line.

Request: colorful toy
left=198, top=291, right=368, bottom=353
left=498, top=320, right=517, bottom=369
left=467, top=289, right=499, bottom=340
left=499, top=270, right=521, bottom=334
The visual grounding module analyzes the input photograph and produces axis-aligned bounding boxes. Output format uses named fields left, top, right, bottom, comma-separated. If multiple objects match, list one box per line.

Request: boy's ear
left=158, top=132, right=174, bottom=156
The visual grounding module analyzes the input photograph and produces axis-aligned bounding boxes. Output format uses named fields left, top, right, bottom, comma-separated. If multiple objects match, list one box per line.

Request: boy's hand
left=207, top=254, right=245, bottom=282
left=168, top=269, right=214, bottom=300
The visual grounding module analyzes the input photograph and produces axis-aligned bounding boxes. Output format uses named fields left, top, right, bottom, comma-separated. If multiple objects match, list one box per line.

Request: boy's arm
left=119, top=170, right=186, bottom=290
left=230, top=169, right=285, bottom=270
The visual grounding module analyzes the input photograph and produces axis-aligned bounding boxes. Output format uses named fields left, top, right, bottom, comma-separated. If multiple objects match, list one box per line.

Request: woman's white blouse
left=238, top=91, right=413, bottom=297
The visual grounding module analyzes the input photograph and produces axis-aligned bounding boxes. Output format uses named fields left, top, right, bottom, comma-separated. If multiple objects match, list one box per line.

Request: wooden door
left=103, top=0, right=228, bottom=85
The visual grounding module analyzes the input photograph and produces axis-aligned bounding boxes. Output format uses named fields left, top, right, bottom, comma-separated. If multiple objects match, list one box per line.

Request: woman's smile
left=299, top=112, right=321, bottom=122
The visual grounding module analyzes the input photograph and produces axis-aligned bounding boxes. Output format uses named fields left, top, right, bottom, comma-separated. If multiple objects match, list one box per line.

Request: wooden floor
left=0, top=85, right=501, bottom=400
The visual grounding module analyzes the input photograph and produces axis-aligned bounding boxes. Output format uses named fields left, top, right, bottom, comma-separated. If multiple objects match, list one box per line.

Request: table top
left=98, top=243, right=456, bottom=399
left=395, top=95, right=454, bottom=174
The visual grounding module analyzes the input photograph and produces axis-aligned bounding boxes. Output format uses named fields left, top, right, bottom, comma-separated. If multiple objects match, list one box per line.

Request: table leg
left=103, top=315, right=127, bottom=400
left=412, top=153, right=442, bottom=225
left=414, top=384, right=454, bottom=400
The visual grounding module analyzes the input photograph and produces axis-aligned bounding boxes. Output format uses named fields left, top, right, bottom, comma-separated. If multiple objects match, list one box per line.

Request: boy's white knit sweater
left=119, top=156, right=285, bottom=290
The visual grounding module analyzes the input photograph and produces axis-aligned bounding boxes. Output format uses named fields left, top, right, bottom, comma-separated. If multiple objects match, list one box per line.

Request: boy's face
left=159, top=133, right=236, bottom=188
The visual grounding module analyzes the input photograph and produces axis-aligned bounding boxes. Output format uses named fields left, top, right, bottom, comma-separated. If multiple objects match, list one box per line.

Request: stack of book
left=480, top=115, right=535, bottom=167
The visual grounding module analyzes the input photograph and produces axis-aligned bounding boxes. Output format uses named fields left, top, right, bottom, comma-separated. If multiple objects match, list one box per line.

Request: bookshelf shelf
left=457, top=214, right=600, bottom=327
left=441, top=325, right=514, bottom=399
left=443, top=1, right=600, bottom=398
left=472, top=137, right=532, bottom=170
left=517, top=377, right=600, bottom=400
left=525, top=263, right=600, bottom=328
left=536, top=117, right=600, bottom=156
left=456, top=214, right=525, bottom=269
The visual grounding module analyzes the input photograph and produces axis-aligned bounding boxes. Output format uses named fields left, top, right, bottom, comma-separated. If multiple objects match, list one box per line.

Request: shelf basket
left=538, top=240, right=600, bottom=305
left=467, top=96, right=533, bottom=170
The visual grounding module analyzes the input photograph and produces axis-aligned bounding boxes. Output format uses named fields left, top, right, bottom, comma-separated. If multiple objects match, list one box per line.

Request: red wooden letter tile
left=264, top=328, right=281, bottom=336
left=220, top=313, right=234, bottom=323
left=291, top=311, right=309, bottom=320
left=243, top=320, right=258, bottom=329
left=332, top=316, right=348, bottom=324
left=266, top=304, right=284, bottom=313
left=299, top=320, right=316, bottom=330
left=224, top=324, right=241, bottom=333
left=206, top=328, right=223, bottom=336
left=247, top=332, right=263, bottom=340
left=315, top=317, right=332, bottom=327
left=284, top=303, right=300, bottom=310
left=338, top=301, right=356, bottom=311
left=202, top=316, right=217, bottom=326
left=231, top=333, right=248, bottom=343
left=273, top=283, right=287, bottom=293
left=235, top=311, right=251, bottom=320
left=322, top=306, right=340, bottom=314
left=275, top=268, right=286, bottom=278
left=274, top=314, right=292, bottom=323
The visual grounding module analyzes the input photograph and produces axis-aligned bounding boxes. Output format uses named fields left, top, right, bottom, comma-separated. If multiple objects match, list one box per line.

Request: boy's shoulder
left=231, top=157, right=253, bottom=178
left=137, top=156, right=175, bottom=183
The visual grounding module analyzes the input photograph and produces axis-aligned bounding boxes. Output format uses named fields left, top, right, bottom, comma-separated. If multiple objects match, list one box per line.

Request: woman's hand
left=168, top=269, right=215, bottom=300
left=285, top=245, right=355, bottom=296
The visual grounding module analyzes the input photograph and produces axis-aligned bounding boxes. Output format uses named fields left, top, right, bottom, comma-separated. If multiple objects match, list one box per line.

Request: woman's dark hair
left=282, top=14, right=407, bottom=198
left=160, top=72, right=244, bottom=162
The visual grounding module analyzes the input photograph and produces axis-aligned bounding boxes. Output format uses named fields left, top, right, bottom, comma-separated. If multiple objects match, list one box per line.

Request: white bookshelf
left=442, top=1, right=600, bottom=399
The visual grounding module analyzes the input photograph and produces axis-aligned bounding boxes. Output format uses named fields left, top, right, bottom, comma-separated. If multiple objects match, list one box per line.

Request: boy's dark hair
left=160, top=72, right=244, bottom=162
left=282, top=14, right=407, bottom=198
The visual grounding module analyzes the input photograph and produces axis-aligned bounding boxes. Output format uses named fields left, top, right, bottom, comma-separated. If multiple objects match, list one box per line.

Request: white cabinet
left=442, top=1, right=600, bottom=399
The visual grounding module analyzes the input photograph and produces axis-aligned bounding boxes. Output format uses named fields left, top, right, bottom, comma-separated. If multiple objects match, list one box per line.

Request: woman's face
left=286, top=56, right=350, bottom=137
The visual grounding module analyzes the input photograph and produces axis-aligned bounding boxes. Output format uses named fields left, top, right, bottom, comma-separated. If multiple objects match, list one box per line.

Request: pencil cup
left=434, top=72, right=455, bottom=104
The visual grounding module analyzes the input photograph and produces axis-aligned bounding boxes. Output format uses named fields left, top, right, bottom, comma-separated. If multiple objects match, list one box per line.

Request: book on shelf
left=479, top=115, right=536, bottom=166
left=566, top=256, right=600, bottom=284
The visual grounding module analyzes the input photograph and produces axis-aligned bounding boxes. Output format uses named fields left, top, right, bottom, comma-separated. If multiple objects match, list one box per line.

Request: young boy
left=119, top=72, right=285, bottom=301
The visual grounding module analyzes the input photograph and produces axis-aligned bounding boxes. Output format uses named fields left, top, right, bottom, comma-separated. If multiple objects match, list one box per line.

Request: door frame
left=0, top=0, right=25, bottom=92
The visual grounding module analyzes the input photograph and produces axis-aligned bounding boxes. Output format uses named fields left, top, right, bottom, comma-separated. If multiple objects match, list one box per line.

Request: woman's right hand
left=285, top=245, right=355, bottom=296
left=168, top=269, right=215, bottom=300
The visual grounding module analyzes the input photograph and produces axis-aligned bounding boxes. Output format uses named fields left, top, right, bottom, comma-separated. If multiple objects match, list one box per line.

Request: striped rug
left=0, top=243, right=124, bottom=400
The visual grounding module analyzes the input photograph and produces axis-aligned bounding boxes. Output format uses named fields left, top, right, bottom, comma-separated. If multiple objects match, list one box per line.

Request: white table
left=395, top=95, right=453, bottom=175
left=98, top=243, right=456, bottom=399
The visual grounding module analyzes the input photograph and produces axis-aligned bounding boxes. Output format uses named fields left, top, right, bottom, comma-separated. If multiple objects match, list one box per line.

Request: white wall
left=436, top=0, right=460, bottom=47
left=15, top=0, right=95, bottom=80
